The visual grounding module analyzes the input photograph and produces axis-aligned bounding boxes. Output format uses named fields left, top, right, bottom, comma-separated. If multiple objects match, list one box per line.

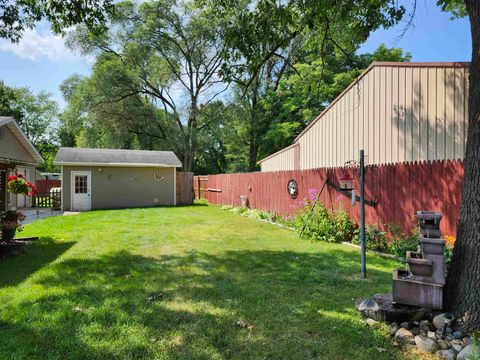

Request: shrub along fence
left=206, top=160, right=464, bottom=237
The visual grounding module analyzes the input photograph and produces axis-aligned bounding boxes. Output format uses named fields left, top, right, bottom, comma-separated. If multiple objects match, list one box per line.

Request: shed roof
left=0, top=116, right=43, bottom=165
left=55, top=147, right=182, bottom=168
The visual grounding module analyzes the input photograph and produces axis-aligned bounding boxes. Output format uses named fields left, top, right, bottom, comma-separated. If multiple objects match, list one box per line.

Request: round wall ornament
left=287, top=179, right=298, bottom=199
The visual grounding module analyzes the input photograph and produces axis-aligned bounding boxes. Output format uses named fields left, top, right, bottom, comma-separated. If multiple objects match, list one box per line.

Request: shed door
left=71, top=171, right=91, bottom=211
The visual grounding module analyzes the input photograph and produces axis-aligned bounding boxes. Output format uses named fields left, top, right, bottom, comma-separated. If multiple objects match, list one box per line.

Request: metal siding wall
left=261, top=64, right=469, bottom=172
left=295, top=64, right=469, bottom=169
left=260, top=146, right=296, bottom=172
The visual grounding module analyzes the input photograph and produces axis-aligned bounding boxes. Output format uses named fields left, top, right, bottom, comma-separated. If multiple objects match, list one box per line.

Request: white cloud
left=0, top=28, right=92, bottom=63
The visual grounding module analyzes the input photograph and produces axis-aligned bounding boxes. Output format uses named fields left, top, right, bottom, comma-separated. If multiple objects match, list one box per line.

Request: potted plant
left=1, top=210, right=26, bottom=242
left=1, top=173, right=37, bottom=242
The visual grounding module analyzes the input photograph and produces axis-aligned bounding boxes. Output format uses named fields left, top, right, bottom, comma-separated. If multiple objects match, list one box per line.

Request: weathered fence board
left=176, top=172, right=194, bottom=205
left=206, top=160, right=464, bottom=237
left=193, top=175, right=208, bottom=200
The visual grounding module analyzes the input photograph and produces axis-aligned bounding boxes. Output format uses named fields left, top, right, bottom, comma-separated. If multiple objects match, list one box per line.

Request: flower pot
left=1, top=227, right=16, bottom=242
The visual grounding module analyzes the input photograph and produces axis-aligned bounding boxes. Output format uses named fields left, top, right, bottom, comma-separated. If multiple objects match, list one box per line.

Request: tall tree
left=67, top=0, right=228, bottom=171
left=0, top=82, right=59, bottom=172
left=208, top=0, right=406, bottom=170
left=443, top=0, right=480, bottom=333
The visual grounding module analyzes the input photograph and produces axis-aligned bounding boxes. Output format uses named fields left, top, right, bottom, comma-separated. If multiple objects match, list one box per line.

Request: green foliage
left=0, top=1, right=113, bottom=42
left=352, top=225, right=389, bottom=253
left=294, top=202, right=356, bottom=243
left=437, top=0, right=468, bottom=18
left=387, top=224, right=419, bottom=259
left=0, top=82, right=60, bottom=172
left=63, top=0, right=229, bottom=172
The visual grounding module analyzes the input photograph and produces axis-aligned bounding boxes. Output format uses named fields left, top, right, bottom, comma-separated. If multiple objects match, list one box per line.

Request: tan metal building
left=259, top=62, right=470, bottom=171
left=55, top=147, right=182, bottom=211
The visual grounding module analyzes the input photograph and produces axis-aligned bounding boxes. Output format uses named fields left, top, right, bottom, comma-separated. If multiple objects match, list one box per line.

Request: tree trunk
left=443, top=0, right=480, bottom=333
left=248, top=140, right=258, bottom=172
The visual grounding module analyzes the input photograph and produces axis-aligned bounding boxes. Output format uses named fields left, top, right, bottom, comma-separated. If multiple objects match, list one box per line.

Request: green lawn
left=0, top=204, right=409, bottom=359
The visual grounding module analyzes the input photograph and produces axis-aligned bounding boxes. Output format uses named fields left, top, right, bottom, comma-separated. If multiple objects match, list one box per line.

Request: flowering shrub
left=7, top=174, right=37, bottom=196
left=444, top=235, right=455, bottom=248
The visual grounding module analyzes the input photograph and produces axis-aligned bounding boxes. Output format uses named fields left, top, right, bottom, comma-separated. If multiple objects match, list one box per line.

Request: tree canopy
left=0, top=0, right=113, bottom=42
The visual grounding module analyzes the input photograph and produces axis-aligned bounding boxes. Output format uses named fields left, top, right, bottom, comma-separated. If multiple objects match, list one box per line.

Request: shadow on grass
left=0, top=237, right=75, bottom=288
left=0, top=249, right=402, bottom=359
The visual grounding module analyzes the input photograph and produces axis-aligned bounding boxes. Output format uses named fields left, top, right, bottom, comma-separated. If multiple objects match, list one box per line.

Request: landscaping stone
left=358, top=297, right=380, bottom=312
left=415, top=335, right=439, bottom=353
left=356, top=293, right=427, bottom=322
left=366, top=318, right=381, bottom=328
left=438, top=340, right=450, bottom=350
left=457, top=345, right=475, bottom=360
left=389, top=322, right=400, bottom=337
left=463, top=338, right=472, bottom=347
left=400, top=321, right=410, bottom=329
left=428, top=331, right=437, bottom=339
left=436, top=349, right=457, bottom=360
left=452, top=344, right=463, bottom=353
left=395, top=328, right=415, bottom=345
left=433, top=313, right=450, bottom=329
left=453, top=331, right=464, bottom=340
left=420, top=320, right=432, bottom=331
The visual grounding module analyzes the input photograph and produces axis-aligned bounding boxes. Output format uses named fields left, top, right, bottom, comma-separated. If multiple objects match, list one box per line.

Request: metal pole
left=360, top=149, right=366, bottom=278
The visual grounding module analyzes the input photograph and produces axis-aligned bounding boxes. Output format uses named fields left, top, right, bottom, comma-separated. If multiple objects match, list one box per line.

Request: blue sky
left=0, top=2, right=471, bottom=109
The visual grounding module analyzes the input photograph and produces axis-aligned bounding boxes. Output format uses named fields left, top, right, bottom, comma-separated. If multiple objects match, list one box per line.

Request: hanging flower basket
left=7, top=174, right=37, bottom=196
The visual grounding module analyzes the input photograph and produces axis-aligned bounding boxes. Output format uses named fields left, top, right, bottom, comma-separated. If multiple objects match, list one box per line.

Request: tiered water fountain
left=392, top=211, right=446, bottom=310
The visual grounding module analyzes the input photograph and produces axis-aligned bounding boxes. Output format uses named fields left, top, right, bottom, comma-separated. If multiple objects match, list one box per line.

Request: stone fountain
left=392, top=211, right=446, bottom=310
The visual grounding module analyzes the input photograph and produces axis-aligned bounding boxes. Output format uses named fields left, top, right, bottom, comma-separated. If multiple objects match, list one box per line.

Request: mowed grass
left=0, top=204, right=409, bottom=359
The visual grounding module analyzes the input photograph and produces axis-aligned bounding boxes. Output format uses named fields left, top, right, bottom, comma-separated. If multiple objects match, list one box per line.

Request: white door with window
left=71, top=171, right=91, bottom=211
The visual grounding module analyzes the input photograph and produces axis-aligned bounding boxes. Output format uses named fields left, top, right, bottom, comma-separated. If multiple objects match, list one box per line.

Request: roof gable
left=0, top=117, right=43, bottom=165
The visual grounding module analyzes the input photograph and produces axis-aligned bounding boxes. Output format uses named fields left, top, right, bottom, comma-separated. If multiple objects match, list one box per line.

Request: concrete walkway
left=19, top=208, right=79, bottom=225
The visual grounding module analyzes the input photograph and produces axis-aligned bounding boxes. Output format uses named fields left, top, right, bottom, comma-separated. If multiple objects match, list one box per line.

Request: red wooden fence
left=206, top=160, right=464, bottom=237
left=36, top=180, right=61, bottom=193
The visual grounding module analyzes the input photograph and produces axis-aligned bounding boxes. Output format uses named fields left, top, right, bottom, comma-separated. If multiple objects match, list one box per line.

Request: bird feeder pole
left=360, top=149, right=366, bottom=279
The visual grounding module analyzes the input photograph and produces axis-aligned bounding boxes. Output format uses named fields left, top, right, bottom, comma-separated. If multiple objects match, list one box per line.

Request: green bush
left=352, top=225, right=389, bottom=252
left=247, top=209, right=275, bottom=221
left=231, top=207, right=248, bottom=215
left=331, top=208, right=356, bottom=243
left=387, top=224, right=419, bottom=259
left=295, top=202, right=356, bottom=243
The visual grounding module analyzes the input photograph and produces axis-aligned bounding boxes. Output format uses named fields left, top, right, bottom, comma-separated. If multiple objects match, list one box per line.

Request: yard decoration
left=7, top=174, right=38, bottom=196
